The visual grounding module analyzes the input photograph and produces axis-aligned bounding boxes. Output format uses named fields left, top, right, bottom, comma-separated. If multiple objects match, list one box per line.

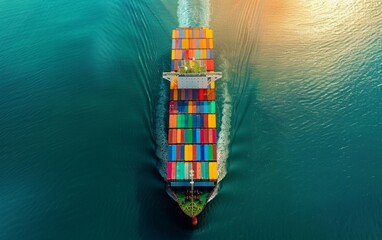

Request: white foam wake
left=209, top=56, right=232, bottom=201
left=154, top=80, right=169, bottom=179
left=178, top=0, right=211, bottom=27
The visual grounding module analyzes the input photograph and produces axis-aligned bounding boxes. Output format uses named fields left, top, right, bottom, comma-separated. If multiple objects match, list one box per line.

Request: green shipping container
left=187, top=115, right=193, bottom=128
left=201, top=162, right=209, bottom=179
left=177, top=115, right=185, bottom=128
left=208, top=145, right=213, bottom=160
left=176, top=162, right=185, bottom=180
left=211, top=101, right=216, bottom=113
left=187, top=129, right=193, bottom=143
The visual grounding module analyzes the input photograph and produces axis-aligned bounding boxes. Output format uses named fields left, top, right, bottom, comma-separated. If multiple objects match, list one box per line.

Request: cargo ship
left=163, top=27, right=222, bottom=225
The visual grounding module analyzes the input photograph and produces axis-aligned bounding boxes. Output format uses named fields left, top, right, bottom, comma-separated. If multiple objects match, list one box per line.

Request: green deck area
left=174, top=191, right=210, bottom=217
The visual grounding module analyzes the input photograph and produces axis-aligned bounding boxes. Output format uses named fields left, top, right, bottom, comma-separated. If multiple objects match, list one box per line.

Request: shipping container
left=168, top=129, right=217, bottom=144
left=169, top=114, right=217, bottom=129
left=209, top=162, right=218, bottom=180
left=206, top=60, right=214, bottom=71
left=201, top=162, right=209, bottom=179
left=170, top=89, right=215, bottom=101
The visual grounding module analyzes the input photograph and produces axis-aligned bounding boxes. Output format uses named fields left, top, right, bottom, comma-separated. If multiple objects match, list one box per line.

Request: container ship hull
left=163, top=27, right=222, bottom=224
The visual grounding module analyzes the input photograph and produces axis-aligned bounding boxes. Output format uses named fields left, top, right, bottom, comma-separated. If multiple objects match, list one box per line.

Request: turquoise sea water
left=1, top=0, right=381, bottom=239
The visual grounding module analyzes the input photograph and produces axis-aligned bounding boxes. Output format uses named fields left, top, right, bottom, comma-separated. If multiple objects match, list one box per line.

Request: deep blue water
left=0, top=0, right=381, bottom=239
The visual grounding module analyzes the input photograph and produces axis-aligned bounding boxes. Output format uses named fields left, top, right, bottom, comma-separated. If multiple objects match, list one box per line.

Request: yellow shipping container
left=209, top=162, right=218, bottom=180
left=209, top=39, right=214, bottom=49
left=185, top=28, right=190, bottom=38
left=210, top=81, right=215, bottom=89
left=188, top=101, right=193, bottom=114
left=171, top=50, right=175, bottom=60
left=170, top=76, right=178, bottom=89
left=185, top=145, right=193, bottom=161
left=182, top=39, right=189, bottom=49
left=172, top=30, right=176, bottom=39
left=206, top=29, right=213, bottom=38
left=201, top=49, right=207, bottom=59
left=208, top=114, right=216, bottom=128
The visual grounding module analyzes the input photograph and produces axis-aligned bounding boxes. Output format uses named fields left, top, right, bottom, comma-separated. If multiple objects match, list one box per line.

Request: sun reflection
left=297, top=0, right=358, bottom=34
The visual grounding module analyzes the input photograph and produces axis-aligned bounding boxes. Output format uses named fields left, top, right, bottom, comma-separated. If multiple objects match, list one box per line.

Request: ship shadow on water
left=136, top=158, right=194, bottom=239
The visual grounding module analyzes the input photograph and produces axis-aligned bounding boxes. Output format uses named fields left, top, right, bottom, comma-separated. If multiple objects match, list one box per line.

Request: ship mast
left=190, top=169, right=194, bottom=216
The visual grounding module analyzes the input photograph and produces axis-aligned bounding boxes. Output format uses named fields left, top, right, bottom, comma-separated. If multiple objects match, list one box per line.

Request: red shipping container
left=167, top=162, right=173, bottom=180
left=196, top=162, right=201, bottom=178
left=168, top=129, right=173, bottom=144
left=204, top=115, right=209, bottom=128
left=192, top=162, right=197, bottom=178
left=212, top=129, right=217, bottom=143
left=192, top=145, right=197, bottom=160
left=176, top=145, right=181, bottom=160
left=188, top=89, right=193, bottom=100
left=185, top=50, right=189, bottom=59
left=169, top=101, right=176, bottom=114
left=180, top=129, right=185, bottom=143
left=172, top=129, right=178, bottom=143
left=199, top=89, right=205, bottom=101
left=206, top=60, right=214, bottom=71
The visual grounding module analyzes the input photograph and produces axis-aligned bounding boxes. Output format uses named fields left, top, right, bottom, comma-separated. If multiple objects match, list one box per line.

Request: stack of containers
left=170, top=28, right=214, bottom=72
left=167, top=27, right=218, bottom=186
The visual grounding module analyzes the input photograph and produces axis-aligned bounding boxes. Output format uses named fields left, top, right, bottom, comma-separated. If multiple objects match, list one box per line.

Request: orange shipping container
left=200, top=39, right=207, bottom=48
left=192, top=101, right=197, bottom=113
left=176, top=50, right=182, bottom=60
left=176, top=129, right=182, bottom=143
left=209, top=39, right=214, bottom=48
left=190, top=39, right=196, bottom=49
left=182, top=39, right=189, bottom=49
left=169, top=115, right=177, bottom=128
left=207, top=89, right=215, bottom=100
left=194, top=29, right=200, bottom=38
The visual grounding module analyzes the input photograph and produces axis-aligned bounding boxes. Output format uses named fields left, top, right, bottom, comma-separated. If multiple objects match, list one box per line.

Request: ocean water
left=0, top=0, right=381, bottom=239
